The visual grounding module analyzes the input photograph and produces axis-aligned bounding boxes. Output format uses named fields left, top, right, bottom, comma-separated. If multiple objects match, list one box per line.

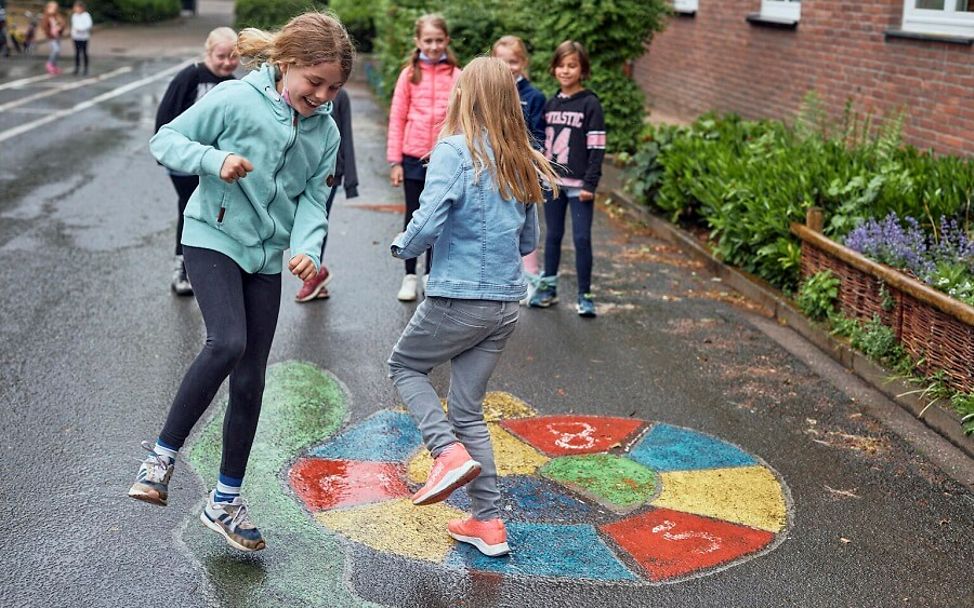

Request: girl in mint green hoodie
left=129, top=12, right=354, bottom=553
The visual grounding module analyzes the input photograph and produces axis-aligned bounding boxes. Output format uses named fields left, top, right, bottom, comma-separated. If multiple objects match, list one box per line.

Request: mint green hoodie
left=150, top=63, right=339, bottom=274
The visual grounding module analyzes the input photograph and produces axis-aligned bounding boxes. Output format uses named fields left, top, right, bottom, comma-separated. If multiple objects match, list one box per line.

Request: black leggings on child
left=158, top=246, right=281, bottom=479
left=73, top=40, right=88, bottom=73
left=170, top=175, right=198, bottom=256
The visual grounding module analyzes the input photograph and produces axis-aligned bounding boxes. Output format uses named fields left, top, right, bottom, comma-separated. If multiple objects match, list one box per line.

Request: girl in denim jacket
left=388, top=57, right=559, bottom=557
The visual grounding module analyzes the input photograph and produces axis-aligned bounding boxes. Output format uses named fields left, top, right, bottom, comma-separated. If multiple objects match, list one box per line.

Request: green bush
left=329, top=0, right=378, bottom=52
left=90, top=0, right=179, bottom=22
left=234, top=0, right=326, bottom=31
left=797, top=270, right=840, bottom=321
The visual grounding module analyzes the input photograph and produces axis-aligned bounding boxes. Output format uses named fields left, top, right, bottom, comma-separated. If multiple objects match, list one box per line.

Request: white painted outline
left=0, top=60, right=191, bottom=144
left=0, top=66, right=133, bottom=113
left=0, top=73, right=56, bottom=91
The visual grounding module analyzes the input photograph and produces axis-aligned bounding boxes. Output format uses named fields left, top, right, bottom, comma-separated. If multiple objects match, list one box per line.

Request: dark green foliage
left=90, top=0, right=180, bottom=22
left=234, top=0, right=327, bottom=31
left=797, top=270, right=839, bottom=321
left=329, top=0, right=377, bottom=52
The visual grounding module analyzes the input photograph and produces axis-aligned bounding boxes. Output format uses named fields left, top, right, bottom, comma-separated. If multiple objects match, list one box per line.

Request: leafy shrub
left=234, top=0, right=326, bottom=31
left=91, top=0, right=179, bottom=22
left=797, top=271, right=839, bottom=321
left=329, top=0, right=378, bottom=52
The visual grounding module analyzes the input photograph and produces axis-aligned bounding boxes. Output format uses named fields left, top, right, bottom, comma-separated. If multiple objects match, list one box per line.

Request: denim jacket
left=391, top=134, right=540, bottom=301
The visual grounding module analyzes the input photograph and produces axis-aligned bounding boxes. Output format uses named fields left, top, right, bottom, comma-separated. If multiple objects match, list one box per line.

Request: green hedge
left=362, top=0, right=668, bottom=153
left=329, top=0, right=377, bottom=52
left=89, top=0, right=180, bottom=22
left=234, top=0, right=326, bottom=31
left=624, top=102, right=974, bottom=293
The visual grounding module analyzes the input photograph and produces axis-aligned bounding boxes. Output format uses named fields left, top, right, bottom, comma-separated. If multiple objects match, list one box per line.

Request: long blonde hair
left=236, top=12, right=355, bottom=79
left=440, top=57, right=558, bottom=204
left=405, top=14, right=458, bottom=85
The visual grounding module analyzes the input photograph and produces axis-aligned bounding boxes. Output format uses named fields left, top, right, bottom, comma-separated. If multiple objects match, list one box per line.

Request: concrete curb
left=602, top=166, right=974, bottom=460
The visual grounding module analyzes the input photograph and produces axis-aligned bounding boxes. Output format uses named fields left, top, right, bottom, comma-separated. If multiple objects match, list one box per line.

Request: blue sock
left=214, top=473, right=243, bottom=503
left=153, top=439, right=178, bottom=463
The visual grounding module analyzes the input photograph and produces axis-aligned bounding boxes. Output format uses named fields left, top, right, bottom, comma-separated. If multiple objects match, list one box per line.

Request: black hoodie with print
left=542, top=89, right=605, bottom=193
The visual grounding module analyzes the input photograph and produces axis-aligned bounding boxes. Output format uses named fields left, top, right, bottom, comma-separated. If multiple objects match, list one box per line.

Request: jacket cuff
left=344, top=185, right=359, bottom=199
left=201, top=148, right=231, bottom=177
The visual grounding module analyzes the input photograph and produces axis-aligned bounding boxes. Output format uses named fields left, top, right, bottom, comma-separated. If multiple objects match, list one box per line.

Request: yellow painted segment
left=437, top=391, right=537, bottom=422
left=407, top=423, right=549, bottom=483
left=653, top=466, right=788, bottom=532
left=314, top=498, right=466, bottom=563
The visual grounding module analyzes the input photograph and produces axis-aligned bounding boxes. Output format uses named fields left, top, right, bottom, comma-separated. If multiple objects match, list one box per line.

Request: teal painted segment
left=629, top=423, right=757, bottom=472
left=185, top=361, right=377, bottom=608
left=446, top=523, right=637, bottom=581
left=310, top=409, right=422, bottom=462
left=540, top=454, right=657, bottom=509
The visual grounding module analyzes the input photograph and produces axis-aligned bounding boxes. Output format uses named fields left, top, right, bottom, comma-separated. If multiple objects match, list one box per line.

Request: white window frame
left=761, top=0, right=802, bottom=22
left=902, top=1, right=974, bottom=37
left=673, top=0, right=698, bottom=13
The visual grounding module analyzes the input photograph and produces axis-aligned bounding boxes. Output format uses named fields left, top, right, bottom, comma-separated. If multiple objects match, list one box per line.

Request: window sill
left=746, top=13, right=799, bottom=29
left=884, top=28, right=974, bottom=46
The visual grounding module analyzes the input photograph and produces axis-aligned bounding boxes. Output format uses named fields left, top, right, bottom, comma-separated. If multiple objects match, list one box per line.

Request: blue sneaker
left=201, top=490, right=266, bottom=552
left=529, top=276, right=558, bottom=308
left=576, top=293, right=597, bottom=318
left=128, top=441, right=174, bottom=506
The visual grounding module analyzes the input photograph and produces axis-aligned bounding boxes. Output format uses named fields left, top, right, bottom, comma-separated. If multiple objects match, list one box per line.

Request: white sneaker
left=397, top=274, right=419, bottom=301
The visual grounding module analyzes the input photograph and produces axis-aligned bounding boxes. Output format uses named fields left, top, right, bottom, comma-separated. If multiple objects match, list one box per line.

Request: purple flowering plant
left=844, top=212, right=974, bottom=305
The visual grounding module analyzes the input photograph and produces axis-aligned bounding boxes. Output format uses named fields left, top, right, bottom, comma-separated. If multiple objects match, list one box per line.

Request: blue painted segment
left=447, top=476, right=594, bottom=522
left=628, top=424, right=757, bottom=472
left=309, top=410, right=422, bottom=462
left=446, top=523, right=637, bottom=581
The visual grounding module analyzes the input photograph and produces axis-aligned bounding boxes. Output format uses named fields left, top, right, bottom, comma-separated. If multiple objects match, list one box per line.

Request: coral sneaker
left=448, top=517, right=510, bottom=557
left=412, top=443, right=481, bottom=506
left=295, top=265, right=332, bottom=302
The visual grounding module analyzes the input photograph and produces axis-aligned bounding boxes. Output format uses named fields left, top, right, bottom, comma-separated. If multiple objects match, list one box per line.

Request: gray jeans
left=388, top=296, right=519, bottom=521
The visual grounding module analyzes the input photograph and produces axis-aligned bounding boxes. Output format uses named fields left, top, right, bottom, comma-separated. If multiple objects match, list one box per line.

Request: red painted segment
left=289, top=458, right=409, bottom=512
left=600, top=507, right=775, bottom=581
left=501, top=415, right=645, bottom=457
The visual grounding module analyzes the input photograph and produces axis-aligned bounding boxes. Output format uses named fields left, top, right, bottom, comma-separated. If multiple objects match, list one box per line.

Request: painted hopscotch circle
left=287, top=392, right=793, bottom=584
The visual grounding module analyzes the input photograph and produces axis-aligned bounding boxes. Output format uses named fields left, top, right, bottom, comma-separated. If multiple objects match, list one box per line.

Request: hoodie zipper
left=258, top=109, right=299, bottom=272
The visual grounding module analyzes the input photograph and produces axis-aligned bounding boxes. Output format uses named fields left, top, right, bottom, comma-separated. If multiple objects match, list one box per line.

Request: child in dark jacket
left=294, top=86, right=359, bottom=302
left=529, top=40, right=605, bottom=318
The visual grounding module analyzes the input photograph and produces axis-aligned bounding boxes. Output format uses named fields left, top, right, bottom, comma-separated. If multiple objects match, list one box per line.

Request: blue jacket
left=517, top=77, right=546, bottom=150
left=150, top=64, right=339, bottom=274
left=391, top=134, right=540, bottom=301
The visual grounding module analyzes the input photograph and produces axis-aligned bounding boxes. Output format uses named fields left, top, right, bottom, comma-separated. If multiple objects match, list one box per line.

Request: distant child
left=295, top=86, right=359, bottom=302
left=529, top=40, right=605, bottom=318
left=41, top=1, right=64, bottom=74
left=388, top=57, right=558, bottom=557
left=387, top=13, right=460, bottom=302
left=0, top=8, right=10, bottom=58
left=130, top=12, right=354, bottom=553
left=154, top=27, right=239, bottom=296
left=492, top=35, right=545, bottom=304
left=70, top=1, right=92, bottom=76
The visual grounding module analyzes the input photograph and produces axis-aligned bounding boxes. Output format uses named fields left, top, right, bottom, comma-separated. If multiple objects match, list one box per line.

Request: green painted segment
left=541, top=454, right=657, bottom=509
left=185, top=361, right=375, bottom=607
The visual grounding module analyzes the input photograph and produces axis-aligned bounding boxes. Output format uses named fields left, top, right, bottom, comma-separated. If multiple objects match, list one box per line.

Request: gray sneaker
left=128, top=441, right=174, bottom=506
left=200, top=490, right=266, bottom=552
left=171, top=256, right=193, bottom=296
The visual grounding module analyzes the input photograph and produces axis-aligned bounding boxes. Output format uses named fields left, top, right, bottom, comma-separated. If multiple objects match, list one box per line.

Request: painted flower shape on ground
left=288, top=392, right=792, bottom=584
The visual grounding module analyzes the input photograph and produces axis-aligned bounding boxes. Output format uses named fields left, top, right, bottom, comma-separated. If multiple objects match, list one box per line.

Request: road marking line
left=0, top=67, right=134, bottom=113
left=0, top=74, right=56, bottom=91
left=0, top=60, right=191, bottom=144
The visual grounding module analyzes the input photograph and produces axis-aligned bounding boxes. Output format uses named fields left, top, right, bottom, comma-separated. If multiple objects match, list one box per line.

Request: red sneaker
left=412, top=443, right=481, bottom=506
left=448, top=517, right=510, bottom=557
left=295, top=265, right=332, bottom=302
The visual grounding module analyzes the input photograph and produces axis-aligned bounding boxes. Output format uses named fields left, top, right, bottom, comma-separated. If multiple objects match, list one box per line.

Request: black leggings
left=158, top=246, right=282, bottom=479
left=170, top=175, right=198, bottom=256
left=73, top=40, right=88, bottom=72
left=403, top=177, right=432, bottom=275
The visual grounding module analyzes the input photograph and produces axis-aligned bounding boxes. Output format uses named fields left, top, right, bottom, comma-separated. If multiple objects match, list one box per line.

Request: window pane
left=957, top=0, right=974, bottom=12
left=916, top=0, right=945, bottom=9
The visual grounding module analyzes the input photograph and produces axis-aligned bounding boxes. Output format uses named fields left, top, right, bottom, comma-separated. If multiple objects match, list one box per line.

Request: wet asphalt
left=1, top=9, right=973, bottom=608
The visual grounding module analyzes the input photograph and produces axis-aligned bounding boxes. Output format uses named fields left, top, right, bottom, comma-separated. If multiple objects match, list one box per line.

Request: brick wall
left=633, top=1, right=974, bottom=155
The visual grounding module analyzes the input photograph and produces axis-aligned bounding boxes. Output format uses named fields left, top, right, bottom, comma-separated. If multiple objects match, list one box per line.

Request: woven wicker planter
left=792, top=221, right=974, bottom=394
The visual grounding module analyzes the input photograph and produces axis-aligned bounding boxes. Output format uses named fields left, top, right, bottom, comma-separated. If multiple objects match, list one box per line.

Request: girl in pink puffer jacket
left=387, top=13, right=461, bottom=302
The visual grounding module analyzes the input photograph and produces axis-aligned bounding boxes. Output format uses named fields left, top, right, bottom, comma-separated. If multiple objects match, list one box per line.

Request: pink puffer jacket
left=386, top=61, right=462, bottom=164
